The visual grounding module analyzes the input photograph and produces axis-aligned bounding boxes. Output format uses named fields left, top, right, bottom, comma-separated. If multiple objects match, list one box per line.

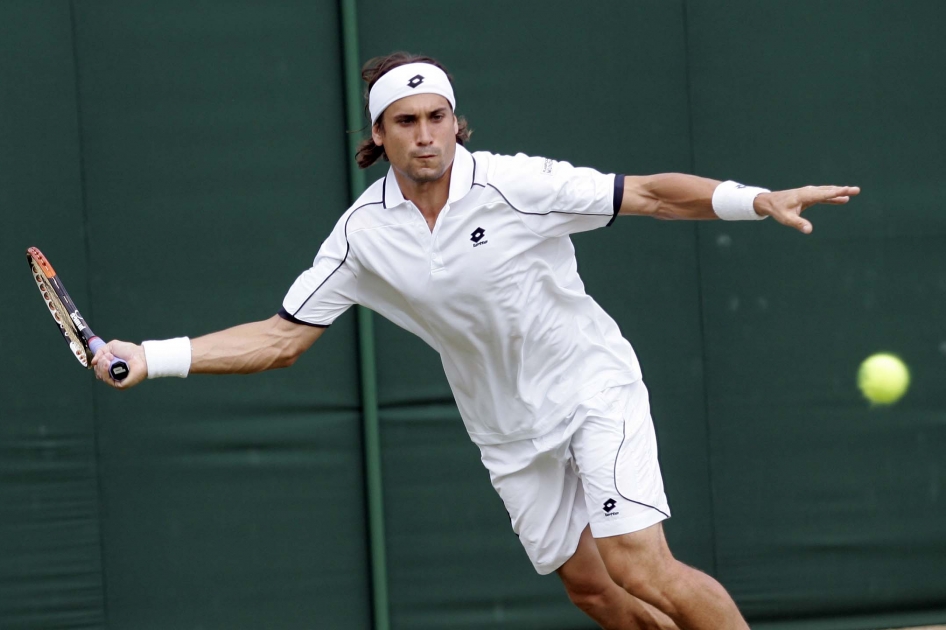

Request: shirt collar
left=382, top=144, right=476, bottom=209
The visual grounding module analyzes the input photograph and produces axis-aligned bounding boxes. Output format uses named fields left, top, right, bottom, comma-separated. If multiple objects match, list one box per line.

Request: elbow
left=273, top=348, right=302, bottom=369
left=262, top=313, right=322, bottom=371
left=273, top=339, right=309, bottom=369
left=283, top=350, right=303, bottom=368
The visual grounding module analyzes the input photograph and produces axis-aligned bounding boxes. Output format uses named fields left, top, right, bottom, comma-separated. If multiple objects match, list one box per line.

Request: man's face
left=373, top=94, right=459, bottom=184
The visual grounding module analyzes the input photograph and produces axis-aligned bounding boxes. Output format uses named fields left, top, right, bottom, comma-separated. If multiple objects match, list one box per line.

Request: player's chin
left=409, top=165, right=446, bottom=183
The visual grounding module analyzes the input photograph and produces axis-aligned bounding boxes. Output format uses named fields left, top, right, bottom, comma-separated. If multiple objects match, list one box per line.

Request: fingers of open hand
left=800, top=185, right=860, bottom=207
left=771, top=205, right=812, bottom=234
left=786, top=213, right=812, bottom=234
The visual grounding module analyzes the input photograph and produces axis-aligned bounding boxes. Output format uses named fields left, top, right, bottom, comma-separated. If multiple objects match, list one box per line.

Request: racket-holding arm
left=92, top=314, right=325, bottom=389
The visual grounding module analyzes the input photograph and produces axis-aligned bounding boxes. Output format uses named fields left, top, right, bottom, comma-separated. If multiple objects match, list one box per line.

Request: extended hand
left=754, top=185, right=860, bottom=234
left=92, top=340, right=148, bottom=389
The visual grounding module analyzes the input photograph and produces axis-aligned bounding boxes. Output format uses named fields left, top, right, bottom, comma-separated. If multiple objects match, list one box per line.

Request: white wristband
left=712, top=180, right=770, bottom=221
left=142, top=337, right=192, bottom=379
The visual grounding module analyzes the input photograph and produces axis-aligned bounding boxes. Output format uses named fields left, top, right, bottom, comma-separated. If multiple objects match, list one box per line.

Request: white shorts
left=478, top=380, right=670, bottom=575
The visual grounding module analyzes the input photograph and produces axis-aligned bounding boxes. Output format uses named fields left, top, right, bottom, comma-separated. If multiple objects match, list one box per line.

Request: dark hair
left=355, top=52, right=472, bottom=169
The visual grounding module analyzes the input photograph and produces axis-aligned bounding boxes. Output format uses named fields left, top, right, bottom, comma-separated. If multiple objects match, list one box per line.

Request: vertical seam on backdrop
left=69, top=0, right=110, bottom=625
left=681, top=0, right=721, bottom=578
left=337, top=1, right=390, bottom=630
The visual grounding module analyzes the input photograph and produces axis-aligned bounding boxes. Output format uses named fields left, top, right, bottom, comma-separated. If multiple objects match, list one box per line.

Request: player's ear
left=453, top=113, right=459, bottom=135
left=371, top=120, right=384, bottom=147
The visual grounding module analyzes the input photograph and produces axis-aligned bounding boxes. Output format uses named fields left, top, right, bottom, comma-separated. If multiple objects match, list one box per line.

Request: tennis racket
left=27, top=247, right=129, bottom=381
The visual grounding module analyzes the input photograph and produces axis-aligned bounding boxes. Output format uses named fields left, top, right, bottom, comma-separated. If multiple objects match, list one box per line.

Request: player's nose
left=415, top=120, right=433, bottom=144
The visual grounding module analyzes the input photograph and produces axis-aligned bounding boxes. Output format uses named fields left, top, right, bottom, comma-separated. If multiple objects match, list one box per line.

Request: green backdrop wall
left=2, top=1, right=944, bottom=629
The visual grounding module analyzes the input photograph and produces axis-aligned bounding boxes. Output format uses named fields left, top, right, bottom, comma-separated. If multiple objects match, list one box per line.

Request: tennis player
left=94, top=52, right=858, bottom=630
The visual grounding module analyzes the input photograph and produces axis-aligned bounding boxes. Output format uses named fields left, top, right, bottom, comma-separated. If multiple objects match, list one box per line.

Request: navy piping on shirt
left=609, top=175, right=625, bottom=227
left=285, top=160, right=614, bottom=324
left=475, top=182, right=615, bottom=222
left=278, top=308, right=328, bottom=328
left=289, top=201, right=382, bottom=322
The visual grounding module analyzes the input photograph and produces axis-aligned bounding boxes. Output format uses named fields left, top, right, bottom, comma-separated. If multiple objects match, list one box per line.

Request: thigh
left=479, top=437, right=588, bottom=575
left=570, top=381, right=670, bottom=539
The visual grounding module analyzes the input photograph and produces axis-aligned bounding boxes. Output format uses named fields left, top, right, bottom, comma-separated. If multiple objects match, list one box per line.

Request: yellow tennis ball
left=857, top=353, right=910, bottom=405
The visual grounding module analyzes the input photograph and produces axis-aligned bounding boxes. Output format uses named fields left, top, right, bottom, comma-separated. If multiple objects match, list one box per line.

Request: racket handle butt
left=88, top=337, right=130, bottom=382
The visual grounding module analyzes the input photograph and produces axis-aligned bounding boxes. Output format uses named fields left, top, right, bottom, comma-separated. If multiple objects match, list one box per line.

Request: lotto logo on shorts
left=603, top=498, right=618, bottom=515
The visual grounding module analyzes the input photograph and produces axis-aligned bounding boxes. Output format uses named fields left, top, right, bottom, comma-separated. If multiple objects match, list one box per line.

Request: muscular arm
left=618, top=173, right=860, bottom=233
left=619, top=173, right=721, bottom=221
left=92, top=314, right=325, bottom=388
left=190, top=315, right=325, bottom=373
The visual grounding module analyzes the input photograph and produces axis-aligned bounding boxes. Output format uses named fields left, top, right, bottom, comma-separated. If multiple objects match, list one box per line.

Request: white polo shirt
left=281, top=145, right=642, bottom=445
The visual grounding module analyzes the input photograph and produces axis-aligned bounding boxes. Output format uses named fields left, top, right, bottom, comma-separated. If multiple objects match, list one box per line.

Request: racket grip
left=88, top=337, right=130, bottom=381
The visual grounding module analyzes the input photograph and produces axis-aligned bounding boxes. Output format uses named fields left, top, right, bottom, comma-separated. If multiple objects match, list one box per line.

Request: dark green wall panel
left=687, top=0, right=946, bottom=619
left=70, top=2, right=369, bottom=627
left=0, top=2, right=105, bottom=628
left=93, top=406, right=368, bottom=629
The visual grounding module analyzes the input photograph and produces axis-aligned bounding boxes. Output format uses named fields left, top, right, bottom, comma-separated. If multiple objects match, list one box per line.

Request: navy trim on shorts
left=613, top=420, right=670, bottom=519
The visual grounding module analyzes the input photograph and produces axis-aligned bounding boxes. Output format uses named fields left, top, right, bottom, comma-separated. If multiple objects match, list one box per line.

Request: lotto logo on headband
left=368, top=62, right=456, bottom=123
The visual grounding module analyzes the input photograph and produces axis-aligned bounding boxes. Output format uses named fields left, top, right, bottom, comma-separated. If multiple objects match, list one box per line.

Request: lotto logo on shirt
left=470, top=227, right=488, bottom=247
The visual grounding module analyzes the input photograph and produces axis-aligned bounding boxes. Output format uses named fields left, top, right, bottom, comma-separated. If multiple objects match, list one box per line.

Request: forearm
left=620, top=173, right=722, bottom=220
left=617, top=173, right=859, bottom=233
left=92, top=314, right=324, bottom=388
left=190, top=315, right=317, bottom=374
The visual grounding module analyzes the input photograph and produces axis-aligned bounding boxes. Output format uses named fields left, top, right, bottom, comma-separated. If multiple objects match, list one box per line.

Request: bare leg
left=558, top=526, right=679, bottom=630
left=596, top=522, right=749, bottom=630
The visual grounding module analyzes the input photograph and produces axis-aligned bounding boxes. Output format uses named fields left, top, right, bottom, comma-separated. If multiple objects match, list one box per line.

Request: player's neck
left=394, top=164, right=453, bottom=232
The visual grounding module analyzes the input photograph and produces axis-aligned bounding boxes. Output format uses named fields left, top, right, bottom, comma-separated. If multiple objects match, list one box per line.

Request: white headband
left=368, top=62, right=456, bottom=124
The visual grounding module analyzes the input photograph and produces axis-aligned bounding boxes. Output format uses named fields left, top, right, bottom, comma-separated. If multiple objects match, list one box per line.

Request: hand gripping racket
left=27, top=247, right=129, bottom=381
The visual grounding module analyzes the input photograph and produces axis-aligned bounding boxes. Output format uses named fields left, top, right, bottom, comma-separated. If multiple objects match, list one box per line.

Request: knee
left=561, top=573, right=612, bottom=615
left=607, top=555, right=681, bottom=605
left=614, top=569, right=659, bottom=602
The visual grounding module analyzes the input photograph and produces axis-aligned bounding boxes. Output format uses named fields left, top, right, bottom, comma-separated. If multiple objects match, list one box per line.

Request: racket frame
left=27, top=247, right=129, bottom=380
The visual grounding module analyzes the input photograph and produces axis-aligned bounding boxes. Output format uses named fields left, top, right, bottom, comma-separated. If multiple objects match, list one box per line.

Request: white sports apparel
left=281, top=145, right=643, bottom=445
left=368, top=62, right=456, bottom=124
left=479, top=381, right=670, bottom=574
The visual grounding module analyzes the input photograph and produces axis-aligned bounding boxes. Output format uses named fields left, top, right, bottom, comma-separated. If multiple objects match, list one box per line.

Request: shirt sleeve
left=280, top=212, right=358, bottom=327
left=488, top=153, right=624, bottom=238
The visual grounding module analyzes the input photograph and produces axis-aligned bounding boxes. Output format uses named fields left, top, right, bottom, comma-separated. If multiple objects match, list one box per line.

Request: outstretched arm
left=618, top=173, right=860, bottom=234
left=91, top=314, right=325, bottom=389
